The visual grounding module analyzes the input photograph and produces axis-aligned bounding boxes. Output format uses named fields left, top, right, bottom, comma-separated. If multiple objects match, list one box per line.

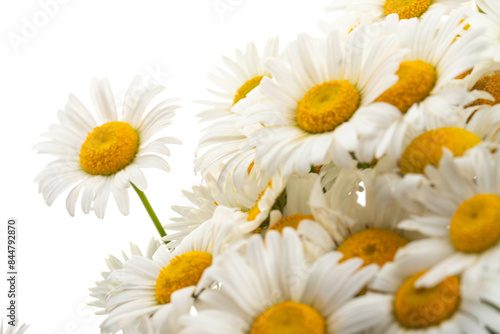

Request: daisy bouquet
left=32, top=0, right=500, bottom=333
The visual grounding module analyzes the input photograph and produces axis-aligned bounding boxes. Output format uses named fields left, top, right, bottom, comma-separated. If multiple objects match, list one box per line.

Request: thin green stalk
left=131, top=183, right=167, bottom=238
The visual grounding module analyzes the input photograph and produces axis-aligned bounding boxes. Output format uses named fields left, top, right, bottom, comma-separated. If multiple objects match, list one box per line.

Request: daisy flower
left=35, top=77, right=181, bottom=218
left=357, top=262, right=500, bottom=333
left=394, top=145, right=500, bottom=288
left=310, top=167, right=414, bottom=270
left=0, top=320, right=29, bottom=334
left=88, top=238, right=161, bottom=314
left=236, top=26, right=406, bottom=174
left=262, top=173, right=336, bottom=262
left=195, top=38, right=279, bottom=187
left=396, top=104, right=500, bottom=175
left=100, top=207, right=243, bottom=333
left=356, top=9, right=486, bottom=163
left=327, top=0, right=471, bottom=21
left=180, top=229, right=380, bottom=334
left=166, top=167, right=270, bottom=247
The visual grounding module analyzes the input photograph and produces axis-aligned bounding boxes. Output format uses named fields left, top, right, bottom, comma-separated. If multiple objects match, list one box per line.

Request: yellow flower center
left=154, top=251, right=212, bottom=304
left=296, top=81, right=360, bottom=134
left=337, top=228, right=409, bottom=267
left=394, top=272, right=460, bottom=329
left=79, top=121, right=139, bottom=175
left=250, top=301, right=325, bottom=334
left=384, top=0, right=432, bottom=19
left=247, top=181, right=273, bottom=221
left=469, top=75, right=500, bottom=107
left=376, top=60, right=436, bottom=113
left=233, top=76, right=265, bottom=105
left=400, top=127, right=481, bottom=175
left=270, top=214, right=314, bottom=233
left=449, top=194, right=500, bottom=253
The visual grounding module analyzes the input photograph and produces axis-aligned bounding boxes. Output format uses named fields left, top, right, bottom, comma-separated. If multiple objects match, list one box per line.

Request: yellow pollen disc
left=79, top=121, right=139, bottom=175
left=394, top=272, right=460, bottom=329
left=384, top=0, right=432, bottom=19
left=296, top=80, right=360, bottom=134
left=469, top=75, right=500, bottom=107
left=250, top=301, right=325, bottom=334
left=270, top=214, right=314, bottom=233
left=337, top=228, right=409, bottom=267
left=400, top=127, right=482, bottom=175
left=247, top=181, right=273, bottom=222
left=376, top=60, right=436, bottom=113
left=449, top=194, right=500, bottom=253
left=233, top=76, right=265, bottom=105
left=154, top=251, right=212, bottom=304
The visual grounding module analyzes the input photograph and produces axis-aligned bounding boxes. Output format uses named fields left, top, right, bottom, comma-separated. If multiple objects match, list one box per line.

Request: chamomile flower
left=100, top=208, right=242, bottom=333
left=166, top=167, right=269, bottom=246
left=88, top=238, right=161, bottom=314
left=310, top=167, right=413, bottom=269
left=397, top=104, right=500, bottom=175
left=180, top=229, right=380, bottom=334
left=195, top=38, right=279, bottom=186
left=328, top=0, right=470, bottom=21
left=394, top=145, right=500, bottom=288
left=236, top=27, right=406, bottom=173
left=263, top=173, right=336, bottom=262
left=356, top=9, right=486, bottom=162
left=357, top=262, right=500, bottom=333
left=0, top=320, right=29, bottom=334
left=35, top=77, right=181, bottom=218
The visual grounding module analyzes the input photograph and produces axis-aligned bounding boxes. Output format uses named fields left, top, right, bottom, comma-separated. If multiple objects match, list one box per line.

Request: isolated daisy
left=358, top=262, right=500, bottom=333
left=237, top=27, right=406, bottom=174
left=310, top=167, right=413, bottom=269
left=195, top=38, right=279, bottom=186
left=394, top=145, right=500, bottom=288
left=100, top=208, right=242, bottom=333
left=327, top=0, right=470, bottom=21
left=356, top=10, right=486, bottom=162
left=180, top=229, right=380, bottom=334
left=89, top=238, right=161, bottom=314
left=0, top=320, right=29, bottom=334
left=35, top=77, right=181, bottom=218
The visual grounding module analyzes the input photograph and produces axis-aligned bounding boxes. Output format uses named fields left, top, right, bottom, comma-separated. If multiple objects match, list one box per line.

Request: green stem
left=131, top=183, right=167, bottom=238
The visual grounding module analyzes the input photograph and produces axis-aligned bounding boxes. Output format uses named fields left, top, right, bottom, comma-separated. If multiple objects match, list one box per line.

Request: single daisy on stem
left=35, top=77, right=181, bottom=237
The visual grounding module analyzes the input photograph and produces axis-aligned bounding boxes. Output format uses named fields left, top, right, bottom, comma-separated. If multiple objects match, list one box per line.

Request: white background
left=0, top=0, right=329, bottom=332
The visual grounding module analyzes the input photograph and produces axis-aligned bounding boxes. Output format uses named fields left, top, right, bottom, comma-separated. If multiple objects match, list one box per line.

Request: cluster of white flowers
left=33, top=0, right=500, bottom=333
